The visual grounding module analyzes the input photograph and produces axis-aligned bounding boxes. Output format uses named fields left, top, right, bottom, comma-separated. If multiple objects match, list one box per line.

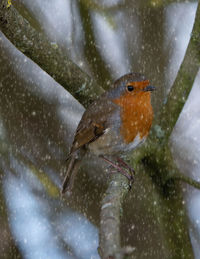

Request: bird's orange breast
left=113, top=92, right=153, bottom=144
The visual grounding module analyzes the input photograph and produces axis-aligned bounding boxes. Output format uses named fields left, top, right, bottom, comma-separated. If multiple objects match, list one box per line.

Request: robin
left=61, top=73, right=155, bottom=194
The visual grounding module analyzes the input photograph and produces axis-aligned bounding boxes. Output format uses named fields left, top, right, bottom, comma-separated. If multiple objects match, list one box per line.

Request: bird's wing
left=68, top=98, right=117, bottom=156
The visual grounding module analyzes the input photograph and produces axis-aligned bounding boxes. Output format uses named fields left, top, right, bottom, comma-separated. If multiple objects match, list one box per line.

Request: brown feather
left=69, top=98, right=117, bottom=155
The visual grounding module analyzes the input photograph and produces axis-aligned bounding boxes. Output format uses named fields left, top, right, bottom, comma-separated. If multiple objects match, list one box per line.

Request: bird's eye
left=127, top=85, right=134, bottom=92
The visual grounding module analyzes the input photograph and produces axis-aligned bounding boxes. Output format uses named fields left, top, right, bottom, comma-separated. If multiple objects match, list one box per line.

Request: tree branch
left=0, top=0, right=104, bottom=107
left=169, top=173, right=200, bottom=190
left=99, top=173, right=134, bottom=259
left=154, top=0, right=200, bottom=139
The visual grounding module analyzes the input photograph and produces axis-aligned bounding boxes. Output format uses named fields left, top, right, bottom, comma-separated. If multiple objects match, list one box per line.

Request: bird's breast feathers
left=113, top=91, right=153, bottom=144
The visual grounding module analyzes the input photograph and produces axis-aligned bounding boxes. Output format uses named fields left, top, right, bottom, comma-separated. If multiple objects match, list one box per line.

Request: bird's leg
left=100, top=155, right=133, bottom=181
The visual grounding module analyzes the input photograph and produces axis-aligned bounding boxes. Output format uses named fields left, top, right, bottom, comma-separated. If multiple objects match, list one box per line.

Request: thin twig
left=171, top=174, right=200, bottom=190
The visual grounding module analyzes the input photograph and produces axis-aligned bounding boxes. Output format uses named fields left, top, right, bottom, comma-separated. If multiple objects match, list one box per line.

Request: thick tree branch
left=0, top=0, right=104, bottom=106
left=99, top=174, right=134, bottom=259
left=154, top=0, right=200, bottom=140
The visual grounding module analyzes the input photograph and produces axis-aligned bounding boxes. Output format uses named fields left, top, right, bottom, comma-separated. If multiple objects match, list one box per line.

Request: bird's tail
left=61, top=153, right=82, bottom=195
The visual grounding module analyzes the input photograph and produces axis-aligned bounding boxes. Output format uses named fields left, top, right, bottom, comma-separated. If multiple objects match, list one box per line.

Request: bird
left=61, top=72, right=155, bottom=194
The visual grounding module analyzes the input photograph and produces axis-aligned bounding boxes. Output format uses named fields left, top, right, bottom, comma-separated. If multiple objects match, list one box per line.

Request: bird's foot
left=116, top=157, right=135, bottom=177
left=100, top=155, right=134, bottom=188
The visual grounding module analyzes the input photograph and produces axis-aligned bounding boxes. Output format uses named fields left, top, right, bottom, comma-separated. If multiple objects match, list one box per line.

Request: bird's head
left=109, top=73, right=155, bottom=100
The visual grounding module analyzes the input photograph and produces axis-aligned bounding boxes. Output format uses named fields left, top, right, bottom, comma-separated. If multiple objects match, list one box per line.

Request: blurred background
left=0, top=0, right=200, bottom=258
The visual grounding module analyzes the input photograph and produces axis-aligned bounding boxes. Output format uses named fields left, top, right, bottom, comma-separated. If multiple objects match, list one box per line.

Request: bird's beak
left=143, top=85, right=156, bottom=92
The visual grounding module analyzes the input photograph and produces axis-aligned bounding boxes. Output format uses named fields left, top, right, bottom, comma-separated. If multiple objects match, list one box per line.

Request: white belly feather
left=88, top=127, right=146, bottom=156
